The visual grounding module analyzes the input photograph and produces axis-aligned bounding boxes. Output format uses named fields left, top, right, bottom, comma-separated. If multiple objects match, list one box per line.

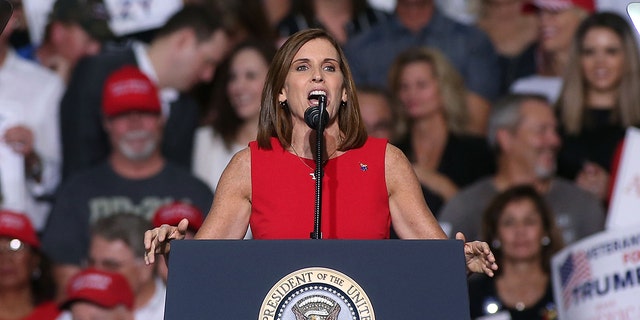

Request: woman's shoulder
left=230, top=147, right=251, bottom=165
left=218, top=148, right=252, bottom=185
left=383, top=141, right=412, bottom=172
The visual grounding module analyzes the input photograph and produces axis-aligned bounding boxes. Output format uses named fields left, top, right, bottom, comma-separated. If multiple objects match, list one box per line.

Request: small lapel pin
left=359, top=162, right=368, bottom=172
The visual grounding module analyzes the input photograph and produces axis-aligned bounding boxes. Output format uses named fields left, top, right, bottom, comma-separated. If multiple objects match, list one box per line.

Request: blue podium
left=165, top=240, right=471, bottom=319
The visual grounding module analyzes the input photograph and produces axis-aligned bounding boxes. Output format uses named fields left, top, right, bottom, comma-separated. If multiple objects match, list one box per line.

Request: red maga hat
left=62, top=268, right=134, bottom=310
left=0, top=210, right=40, bottom=249
left=152, top=201, right=204, bottom=232
left=102, top=65, right=161, bottom=117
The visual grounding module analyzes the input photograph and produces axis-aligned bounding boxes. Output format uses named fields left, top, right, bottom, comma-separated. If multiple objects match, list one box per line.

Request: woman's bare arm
left=385, top=144, right=447, bottom=239
left=195, top=148, right=253, bottom=239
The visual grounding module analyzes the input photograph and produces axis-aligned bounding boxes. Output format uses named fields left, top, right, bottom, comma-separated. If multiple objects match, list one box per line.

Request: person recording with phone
left=144, top=28, right=498, bottom=277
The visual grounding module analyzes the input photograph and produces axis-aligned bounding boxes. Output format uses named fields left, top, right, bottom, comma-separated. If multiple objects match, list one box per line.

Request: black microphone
left=304, top=94, right=329, bottom=130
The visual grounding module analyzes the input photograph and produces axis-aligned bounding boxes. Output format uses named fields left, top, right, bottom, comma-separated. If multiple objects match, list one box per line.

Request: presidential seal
left=258, top=267, right=375, bottom=320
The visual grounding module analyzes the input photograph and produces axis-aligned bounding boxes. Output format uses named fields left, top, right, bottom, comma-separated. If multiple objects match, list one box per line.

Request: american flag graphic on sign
left=559, top=251, right=592, bottom=308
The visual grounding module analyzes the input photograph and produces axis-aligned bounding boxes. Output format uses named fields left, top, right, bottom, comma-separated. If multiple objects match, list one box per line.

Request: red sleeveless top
left=249, top=137, right=390, bottom=239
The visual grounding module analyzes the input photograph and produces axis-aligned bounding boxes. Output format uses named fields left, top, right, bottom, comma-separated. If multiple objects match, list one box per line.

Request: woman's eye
left=605, top=47, right=621, bottom=56
left=581, top=48, right=595, bottom=56
left=323, top=65, right=336, bottom=72
left=296, top=65, right=308, bottom=71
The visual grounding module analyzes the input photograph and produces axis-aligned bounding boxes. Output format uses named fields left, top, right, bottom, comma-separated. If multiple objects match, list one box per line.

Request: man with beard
left=438, top=94, right=604, bottom=245
left=41, top=66, right=213, bottom=301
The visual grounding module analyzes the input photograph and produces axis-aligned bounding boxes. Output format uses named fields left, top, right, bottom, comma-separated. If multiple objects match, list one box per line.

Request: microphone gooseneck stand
left=304, top=95, right=328, bottom=239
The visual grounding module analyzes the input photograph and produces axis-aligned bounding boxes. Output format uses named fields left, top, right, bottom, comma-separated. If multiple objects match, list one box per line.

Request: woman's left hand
left=456, top=232, right=498, bottom=277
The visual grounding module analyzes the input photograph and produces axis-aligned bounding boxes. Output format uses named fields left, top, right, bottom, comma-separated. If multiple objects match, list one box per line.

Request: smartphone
left=0, top=0, right=12, bottom=35
left=629, top=3, right=640, bottom=34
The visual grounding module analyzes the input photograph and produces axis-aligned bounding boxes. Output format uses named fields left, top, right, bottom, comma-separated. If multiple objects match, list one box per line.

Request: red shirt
left=250, top=137, right=390, bottom=239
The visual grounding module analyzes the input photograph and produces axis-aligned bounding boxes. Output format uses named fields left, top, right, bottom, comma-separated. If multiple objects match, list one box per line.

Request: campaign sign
left=607, top=127, right=640, bottom=229
left=551, top=227, right=640, bottom=320
left=104, top=0, right=182, bottom=36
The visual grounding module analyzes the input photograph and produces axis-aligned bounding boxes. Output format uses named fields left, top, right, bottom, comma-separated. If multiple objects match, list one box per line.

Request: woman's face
left=279, top=38, right=347, bottom=126
left=496, top=199, right=545, bottom=262
left=538, top=8, right=584, bottom=53
left=580, top=27, right=625, bottom=93
left=227, top=47, right=270, bottom=120
left=0, top=238, right=38, bottom=290
left=397, top=61, right=443, bottom=119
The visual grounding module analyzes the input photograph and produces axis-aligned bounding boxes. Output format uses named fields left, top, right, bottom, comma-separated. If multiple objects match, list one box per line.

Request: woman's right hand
left=144, top=218, right=189, bottom=265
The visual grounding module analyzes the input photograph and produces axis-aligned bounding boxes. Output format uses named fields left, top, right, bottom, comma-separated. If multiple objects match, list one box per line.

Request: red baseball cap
left=62, top=268, right=134, bottom=310
left=524, top=0, right=595, bottom=13
left=102, top=65, right=161, bottom=118
left=0, top=210, right=40, bottom=249
left=152, top=201, right=204, bottom=232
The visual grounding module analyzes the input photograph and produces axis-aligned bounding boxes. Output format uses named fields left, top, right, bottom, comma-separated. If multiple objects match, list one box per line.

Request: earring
left=279, top=100, right=288, bottom=109
left=340, top=100, right=347, bottom=107
left=491, top=239, right=501, bottom=249
left=32, top=267, right=41, bottom=280
left=541, top=236, right=551, bottom=246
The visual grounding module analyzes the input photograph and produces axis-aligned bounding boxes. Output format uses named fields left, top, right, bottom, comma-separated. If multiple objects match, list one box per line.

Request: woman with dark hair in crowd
left=0, top=210, right=59, bottom=320
left=468, top=185, right=564, bottom=319
left=193, top=39, right=277, bottom=194
left=556, top=12, right=640, bottom=202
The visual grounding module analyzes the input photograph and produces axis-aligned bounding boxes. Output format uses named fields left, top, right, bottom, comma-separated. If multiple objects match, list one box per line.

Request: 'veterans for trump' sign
left=552, top=228, right=640, bottom=320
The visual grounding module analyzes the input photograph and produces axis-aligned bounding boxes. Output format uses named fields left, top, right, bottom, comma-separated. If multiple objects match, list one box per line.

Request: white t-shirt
left=134, top=277, right=166, bottom=320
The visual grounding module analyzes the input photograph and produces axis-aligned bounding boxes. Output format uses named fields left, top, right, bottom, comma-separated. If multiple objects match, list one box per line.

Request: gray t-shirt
left=438, top=177, right=605, bottom=244
left=42, top=161, right=213, bottom=265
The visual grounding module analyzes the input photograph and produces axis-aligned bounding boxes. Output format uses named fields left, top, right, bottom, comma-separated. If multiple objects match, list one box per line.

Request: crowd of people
left=1, top=0, right=638, bottom=319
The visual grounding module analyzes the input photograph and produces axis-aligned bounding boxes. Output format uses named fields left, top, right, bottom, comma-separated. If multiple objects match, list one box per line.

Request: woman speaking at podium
left=144, top=28, right=498, bottom=277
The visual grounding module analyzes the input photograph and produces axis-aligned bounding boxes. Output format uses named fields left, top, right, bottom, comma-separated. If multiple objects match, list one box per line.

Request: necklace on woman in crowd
left=289, top=143, right=338, bottom=180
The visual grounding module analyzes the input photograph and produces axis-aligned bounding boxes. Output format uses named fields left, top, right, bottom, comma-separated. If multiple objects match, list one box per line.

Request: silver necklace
left=289, top=143, right=336, bottom=180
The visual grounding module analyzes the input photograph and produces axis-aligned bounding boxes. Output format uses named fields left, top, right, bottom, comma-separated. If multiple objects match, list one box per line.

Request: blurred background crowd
left=1, top=0, right=638, bottom=319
